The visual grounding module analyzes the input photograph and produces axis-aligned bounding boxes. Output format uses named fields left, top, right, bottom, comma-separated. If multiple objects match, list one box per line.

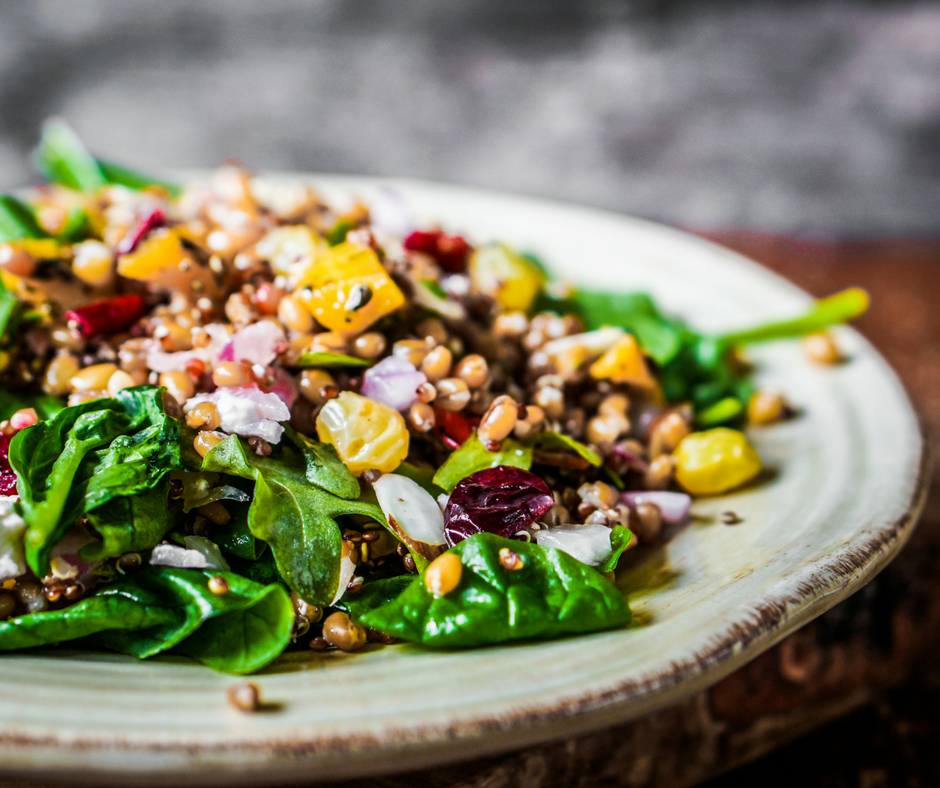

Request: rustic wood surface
left=1, top=235, right=937, bottom=788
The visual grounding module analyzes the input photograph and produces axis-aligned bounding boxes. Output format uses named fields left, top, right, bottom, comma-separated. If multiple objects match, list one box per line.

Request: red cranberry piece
left=115, top=206, right=167, bottom=256
left=443, top=466, right=554, bottom=546
left=404, top=230, right=472, bottom=274
left=435, top=409, right=479, bottom=451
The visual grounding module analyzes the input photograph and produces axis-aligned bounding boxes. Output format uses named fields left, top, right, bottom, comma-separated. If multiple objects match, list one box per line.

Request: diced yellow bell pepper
left=589, top=334, right=657, bottom=388
left=255, top=225, right=329, bottom=279
left=13, top=238, right=66, bottom=261
left=117, top=228, right=219, bottom=296
left=673, top=428, right=762, bottom=495
left=294, top=242, right=405, bottom=336
left=468, top=242, right=545, bottom=312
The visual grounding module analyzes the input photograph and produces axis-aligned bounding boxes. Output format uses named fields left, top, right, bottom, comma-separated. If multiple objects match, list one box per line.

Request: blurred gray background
left=0, top=0, right=938, bottom=236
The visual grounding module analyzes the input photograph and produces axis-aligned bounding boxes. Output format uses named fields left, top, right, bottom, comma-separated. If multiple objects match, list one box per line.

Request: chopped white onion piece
left=535, top=524, right=615, bottom=567
left=185, top=386, right=290, bottom=443
left=150, top=537, right=229, bottom=572
left=373, top=474, right=446, bottom=546
left=330, top=555, right=358, bottom=607
left=183, top=536, right=230, bottom=571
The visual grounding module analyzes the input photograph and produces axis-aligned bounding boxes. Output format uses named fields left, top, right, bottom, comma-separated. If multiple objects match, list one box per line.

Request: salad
left=0, top=121, right=867, bottom=674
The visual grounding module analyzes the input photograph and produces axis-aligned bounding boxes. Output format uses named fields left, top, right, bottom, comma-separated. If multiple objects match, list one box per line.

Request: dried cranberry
left=0, top=433, right=17, bottom=496
left=115, top=206, right=166, bottom=256
left=404, top=230, right=472, bottom=274
left=66, top=294, right=149, bottom=337
left=443, top=466, right=554, bottom=546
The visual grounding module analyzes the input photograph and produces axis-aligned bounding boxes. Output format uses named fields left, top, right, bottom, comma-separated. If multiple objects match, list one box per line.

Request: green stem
left=716, top=288, right=869, bottom=348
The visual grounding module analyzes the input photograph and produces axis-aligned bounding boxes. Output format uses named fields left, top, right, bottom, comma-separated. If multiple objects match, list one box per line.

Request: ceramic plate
left=0, top=177, right=927, bottom=786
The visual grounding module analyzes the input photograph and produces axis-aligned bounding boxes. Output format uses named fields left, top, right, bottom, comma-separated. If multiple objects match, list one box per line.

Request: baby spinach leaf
left=0, top=390, right=63, bottom=421
left=212, top=499, right=266, bottom=561
left=294, top=351, right=373, bottom=368
left=34, top=118, right=108, bottom=193
left=80, top=480, right=179, bottom=563
left=0, top=568, right=293, bottom=674
left=201, top=434, right=383, bottom=606
left=284, top=427, right=360, bottom=499
left=357, top=533, right=630, bottom=648
left=433, top=432, right=533, bottom=492
left=342, top=575, right=416, bottom=617
left=10, top=386, right=182, bottom=576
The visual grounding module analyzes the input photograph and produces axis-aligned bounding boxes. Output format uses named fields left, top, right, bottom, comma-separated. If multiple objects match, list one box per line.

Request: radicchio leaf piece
left=443, top=466, right=554, bottom=547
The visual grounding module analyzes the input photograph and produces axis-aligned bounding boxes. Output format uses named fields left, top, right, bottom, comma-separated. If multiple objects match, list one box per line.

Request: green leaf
left=0, top=567, right=294, bottom=674
left=34, top=118, right=108, bottom=193
left=419, top=278, right=448, bottom=300
left=285, top=427, right=360, bottom=499
left=342, top=575, right=416, bottom=617
left=695, top=396, right=745, bottom=427
left=97, top=160, right=181, bottom=197
left=0, top=195, right=48, bottom=242
left=79, top=480, right=179, bottom=563
left=716, top=288, right=869, bottom=348
left=295, top=352, right=373, bottom=368
left=201, top=434, right=383, bottom=605
left=10, top=386, right=182, bottom=576
left=326, top=218, right=355, bottom=246
left=532, top=431, right=601, bottom=466
left=212, top=499, right=266, bottom=561
left=596, top=526, right=635, bottom=573
left=56, top=204, right=93, bottom=242
left=356, top=533, right=630, bottom=648
left=433, top=432, right=534, bottom=492
left=0, top=391, right=64, bottom=422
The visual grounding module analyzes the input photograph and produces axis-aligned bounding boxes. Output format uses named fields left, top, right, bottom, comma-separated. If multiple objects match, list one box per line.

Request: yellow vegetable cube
left=255, top=225, right=328, bottom=279
left=589, top=334, right=657, bottom=388
left=673, top=428, right=762, bottom=495
left=117, top=228, right=220, bottom=296
left=316, top=391, right=409, bottom=475
left=294, top=242, right=405, bottom=336
left=468, top=242, right=545, bottom=312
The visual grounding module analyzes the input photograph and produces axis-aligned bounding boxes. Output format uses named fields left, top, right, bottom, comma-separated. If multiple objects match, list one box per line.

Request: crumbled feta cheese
left=0, top=496, right=27, bottom=582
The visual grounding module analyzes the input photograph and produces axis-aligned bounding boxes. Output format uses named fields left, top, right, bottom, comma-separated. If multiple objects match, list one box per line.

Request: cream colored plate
left=0, top=177, right=927, bottom=786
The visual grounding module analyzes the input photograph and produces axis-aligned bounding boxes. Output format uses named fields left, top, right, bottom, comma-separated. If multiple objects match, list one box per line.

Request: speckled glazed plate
left=0, top=177, right=927, bottom=786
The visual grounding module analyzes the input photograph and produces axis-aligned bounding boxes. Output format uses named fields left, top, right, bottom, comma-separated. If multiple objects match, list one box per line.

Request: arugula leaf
left=295, top=352, right=373, bottom=368
left=201, top=433, right=383, bottom=605
left=596, top=526, right=634, bottom=573
left=433, top=432, right=533, bottom=492
left=96, top=160, right=181, bottom=197
left=34, top=118, right=108, bottom=193
left=0, top=195, right=47, bottom=243
left=356, top=533, right=630, bottom=647
left=10, top=386, right=182, bottom=576
left=286, top=427, right=360, bottom=499
left=533, top=430, right=601, bottom=466
left=0, top=567, right=293, bottom=674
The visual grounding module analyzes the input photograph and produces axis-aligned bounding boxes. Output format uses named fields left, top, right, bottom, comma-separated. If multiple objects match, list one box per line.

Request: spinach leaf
left=596, top=526, right=635, bottom=573
left=342, top=575, right=416, bottom=617
left=285, top=426, right=360, bottom=499
left=0, top=195, right=47, bottom=242
left=357, top=533, right=630, bottom=648
left=10, top=386, right=182, bottom=576
left=201, top=433, right=383, bottom=605
left=0, top=390, right=64, bottom=421
left=80, top=480, right=179, bottom=563
left=212, top=498, right=266, bottom=561
left=0, top=567, right=293, bottom=674
left=294, top=352, right=373, bottom=369
left=433, top=432, right=533, bottom=492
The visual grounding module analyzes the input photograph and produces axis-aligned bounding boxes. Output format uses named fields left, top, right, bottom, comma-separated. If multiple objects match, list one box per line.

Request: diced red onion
left=185, top=386, right=291, bottom=443
left=360, top=356, right=427, bottom=412
left=147, top=323, right=230, bottom=373
left=620, top=491, right=692, bottom=524
left=373, top=474, right=446, bottom=547
left=535, top=524, right=615, bottom=567
left=227, top=320, right=287, bottom=367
